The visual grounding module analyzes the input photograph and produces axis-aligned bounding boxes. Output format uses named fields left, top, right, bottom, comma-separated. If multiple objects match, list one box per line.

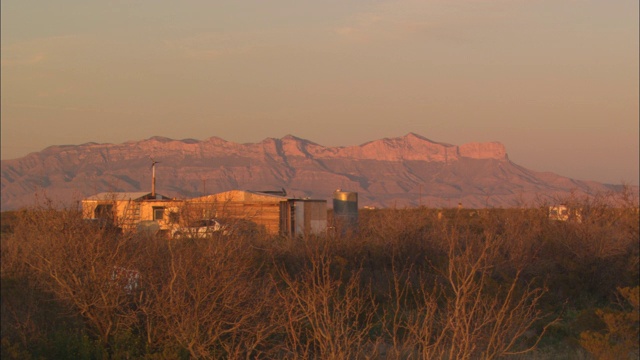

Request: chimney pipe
left=151, top=160, right=157, bottom=198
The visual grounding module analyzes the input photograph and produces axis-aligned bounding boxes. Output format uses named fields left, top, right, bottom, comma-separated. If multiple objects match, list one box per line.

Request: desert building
left=81, top=192, right=182, bottom=234
left=187, top=190, right=327, bottom=237
left=82, top=190, right=327, bottom=237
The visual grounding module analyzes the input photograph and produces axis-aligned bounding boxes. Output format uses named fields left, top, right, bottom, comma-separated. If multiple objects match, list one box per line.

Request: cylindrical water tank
left=333, top=190, right=358, bottom=233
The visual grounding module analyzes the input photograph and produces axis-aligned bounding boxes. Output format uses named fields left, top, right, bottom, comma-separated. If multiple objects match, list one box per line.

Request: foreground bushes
left=1, top=191, right=638, bottom=359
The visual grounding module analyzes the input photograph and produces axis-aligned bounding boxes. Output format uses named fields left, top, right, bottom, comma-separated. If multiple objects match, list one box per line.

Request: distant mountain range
left=0, top=133, right=627, bottom=210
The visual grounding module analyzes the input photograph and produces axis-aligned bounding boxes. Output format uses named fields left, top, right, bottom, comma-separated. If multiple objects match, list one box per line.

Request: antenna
left=150, top=157, right=160, bottom=197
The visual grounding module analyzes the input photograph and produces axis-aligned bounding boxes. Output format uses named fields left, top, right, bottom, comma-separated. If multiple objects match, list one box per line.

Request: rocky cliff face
left=0, top=133, right=620, bottom=210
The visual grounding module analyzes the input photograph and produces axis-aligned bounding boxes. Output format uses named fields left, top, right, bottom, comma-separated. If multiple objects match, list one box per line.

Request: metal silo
left=333, top=190, right=358, bottom=234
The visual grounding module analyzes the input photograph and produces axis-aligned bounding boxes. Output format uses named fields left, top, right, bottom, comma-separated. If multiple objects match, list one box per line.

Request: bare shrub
left=143, top=236, right=278, bottom=359
left=542, top=189, right=640, bottom=302
left=12, top=206, right=142, bottom=350
left=580, top=286, right=640, bottom=360
left=549, top=189, right=639, bottom=260
left=274, top=238, right=379, bottom=359
left=379, top=213, right=554, bottom=359
left=1, top=216, right=65, bottom=354
left=381, top=261, right=440, bottom=359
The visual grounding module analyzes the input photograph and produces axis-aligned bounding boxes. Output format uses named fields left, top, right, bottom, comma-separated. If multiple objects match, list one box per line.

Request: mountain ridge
left=0, top=133, right=626, bottom=210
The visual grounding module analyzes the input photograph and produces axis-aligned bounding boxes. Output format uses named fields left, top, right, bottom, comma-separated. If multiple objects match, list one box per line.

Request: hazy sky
left=2, top=0, right=638, bottom=185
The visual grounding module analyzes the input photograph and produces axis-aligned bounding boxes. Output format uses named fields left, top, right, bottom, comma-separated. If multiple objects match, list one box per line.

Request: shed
left=188, top=190, right=327, bottom=237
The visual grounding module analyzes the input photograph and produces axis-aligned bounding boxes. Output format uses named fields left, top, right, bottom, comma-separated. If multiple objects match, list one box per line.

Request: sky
left=1, top=0, right=638, bottom=185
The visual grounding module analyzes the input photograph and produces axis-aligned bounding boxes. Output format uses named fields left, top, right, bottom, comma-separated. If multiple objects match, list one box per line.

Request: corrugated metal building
left=82, top=190, right=327, bottom=238
left=188, top=190, right=327, bottom=237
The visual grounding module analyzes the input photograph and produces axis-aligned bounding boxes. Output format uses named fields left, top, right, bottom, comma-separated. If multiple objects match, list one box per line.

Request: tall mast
left=150, top=158, right=159, bottom=197
left=152, top=162, right=156, bottom=197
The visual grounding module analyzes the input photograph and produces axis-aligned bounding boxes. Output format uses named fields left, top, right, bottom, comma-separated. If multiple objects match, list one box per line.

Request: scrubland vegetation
left=1, top=190, right=639, bottom=359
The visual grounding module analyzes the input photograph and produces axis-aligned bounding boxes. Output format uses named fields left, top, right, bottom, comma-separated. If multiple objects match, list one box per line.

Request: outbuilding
left=188, top=190, right=327, bottom=237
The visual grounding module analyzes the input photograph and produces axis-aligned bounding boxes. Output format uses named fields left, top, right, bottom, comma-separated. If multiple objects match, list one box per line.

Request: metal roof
left=84, top=192, right=168, bottom=201
left=245, top=190, right=290, bottom=199
left=238, top=189, right=322, bottom=201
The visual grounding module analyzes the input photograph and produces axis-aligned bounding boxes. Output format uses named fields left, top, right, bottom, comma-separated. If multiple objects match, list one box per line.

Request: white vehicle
left=548, top=205, right=582, bottom=222
left=171, top=219, right=226, bottom=239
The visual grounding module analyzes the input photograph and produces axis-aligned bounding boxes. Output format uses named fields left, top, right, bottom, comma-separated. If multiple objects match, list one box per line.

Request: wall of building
left=289, top=200, right=327, bottom=237
left=188, top=191, right=285, bottom=235
left=83, top=190, right=328, bottom=238
left=82, top=198, right=183, bottom=233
